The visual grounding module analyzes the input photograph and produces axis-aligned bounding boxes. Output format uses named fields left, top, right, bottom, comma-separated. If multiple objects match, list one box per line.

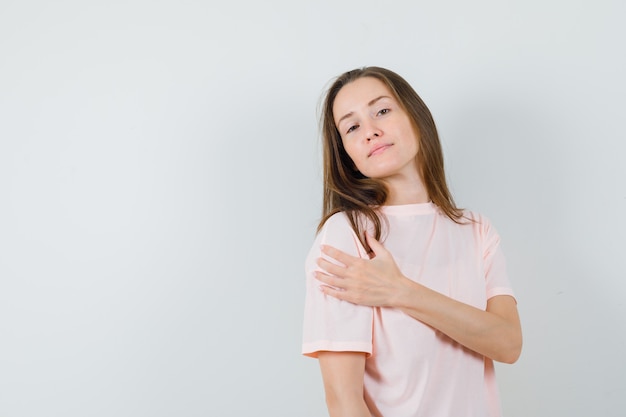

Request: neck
left=382, top=175, right=430, bottom=205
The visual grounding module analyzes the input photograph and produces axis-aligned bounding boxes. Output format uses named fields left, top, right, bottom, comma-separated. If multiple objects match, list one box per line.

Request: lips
left=368, top=143, right=392, bottom=157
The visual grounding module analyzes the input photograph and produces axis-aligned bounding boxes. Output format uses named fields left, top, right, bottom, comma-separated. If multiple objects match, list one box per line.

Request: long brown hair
left=317, top=66, right=464, bottom=251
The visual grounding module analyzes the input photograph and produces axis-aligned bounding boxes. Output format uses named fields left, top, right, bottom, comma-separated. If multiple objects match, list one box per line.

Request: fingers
left=315, top=271, right=343, bottom=289
left=316, top=244, right=357, bottom=276
left=365, top=232, right=386, bottom=256
left=320, top=244, right=357, bottom=265
left=316, top=272, right=352, bottom=303
left=317, top=257, right=345, bottom=276
left=318, top=284, right=348, bottom=301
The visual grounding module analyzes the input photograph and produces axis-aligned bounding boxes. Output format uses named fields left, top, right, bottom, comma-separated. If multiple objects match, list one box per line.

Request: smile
left=368, top=144, right=392, bottom=157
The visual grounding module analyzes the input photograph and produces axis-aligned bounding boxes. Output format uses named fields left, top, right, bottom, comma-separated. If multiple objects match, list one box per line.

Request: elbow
left=496, top=334, right=523, bottom=364
left=324, top=392, right=366, bottom=417
left=324, top=390, right=342, bottom=414
left=323, top=383, right=368, bottom=417
left=325, top=396, right=344, bottom=417
left=499, top=347, right=521, bottom=364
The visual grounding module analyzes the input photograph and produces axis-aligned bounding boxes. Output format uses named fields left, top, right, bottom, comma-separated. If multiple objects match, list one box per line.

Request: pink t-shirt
left=302, top=202, right=515, bottom=417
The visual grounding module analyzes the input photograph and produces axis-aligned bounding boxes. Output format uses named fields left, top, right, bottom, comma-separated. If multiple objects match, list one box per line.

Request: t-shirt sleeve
left=479, top=215, right=516, bottom=301
left=301, top=214, right=374, bottom=358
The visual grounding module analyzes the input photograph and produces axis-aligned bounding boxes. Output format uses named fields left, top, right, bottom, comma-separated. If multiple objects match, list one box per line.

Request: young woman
left=302, top=67, right=522, bottom=417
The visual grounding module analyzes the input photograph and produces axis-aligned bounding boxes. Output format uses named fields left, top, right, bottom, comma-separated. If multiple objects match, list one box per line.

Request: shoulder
left=321, top=211, right=352, bottom=230
left=313, top=211, right=368, bottom=258
left=459, top=210, right=501, bottom=246
left=460, top=209, right=486, bottom=223
left=316, top=212, right=355, bottom=241
left=461, top=210, right=494, bottom=229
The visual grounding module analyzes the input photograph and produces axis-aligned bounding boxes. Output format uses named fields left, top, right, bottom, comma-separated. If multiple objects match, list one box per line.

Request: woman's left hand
left=315, top=233, right=410, bottom=307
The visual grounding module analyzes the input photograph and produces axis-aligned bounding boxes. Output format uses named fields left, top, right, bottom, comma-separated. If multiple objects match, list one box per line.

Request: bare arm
left=396, top=285, right=521, bottom=363
left=316, top=233, right=522, bottom=363
left=317, top=351, right=371, bottom=417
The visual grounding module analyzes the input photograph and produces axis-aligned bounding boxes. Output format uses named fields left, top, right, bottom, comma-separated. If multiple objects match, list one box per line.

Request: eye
left=377, top=108, right=390, bottom=116
left=346, top=124, right=359, bottom=134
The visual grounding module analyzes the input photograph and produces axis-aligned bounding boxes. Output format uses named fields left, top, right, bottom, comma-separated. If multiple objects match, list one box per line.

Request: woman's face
left=333, top=77, right=420, bottom=182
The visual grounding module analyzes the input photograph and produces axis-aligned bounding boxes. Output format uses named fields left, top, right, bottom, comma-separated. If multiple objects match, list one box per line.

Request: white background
left=1, top=1, right=625, bottom=416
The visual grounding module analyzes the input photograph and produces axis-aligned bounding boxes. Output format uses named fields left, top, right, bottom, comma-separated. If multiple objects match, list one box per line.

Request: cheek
left=341, top=140, right=358, bottom=161
left=405, top=128, right=420, bottom=155
left=342, top=142, right=365, bottom=171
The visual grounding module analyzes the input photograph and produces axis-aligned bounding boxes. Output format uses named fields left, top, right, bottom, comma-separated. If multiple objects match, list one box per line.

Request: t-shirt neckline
left=380, top=201, right=436, bottom=216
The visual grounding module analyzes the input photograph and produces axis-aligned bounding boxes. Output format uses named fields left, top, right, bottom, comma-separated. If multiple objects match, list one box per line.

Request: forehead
left=333, top=77, right=395, bottom=123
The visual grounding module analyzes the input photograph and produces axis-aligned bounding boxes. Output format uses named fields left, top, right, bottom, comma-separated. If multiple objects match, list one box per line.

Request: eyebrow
left=336, top=95, right=392, bottom=127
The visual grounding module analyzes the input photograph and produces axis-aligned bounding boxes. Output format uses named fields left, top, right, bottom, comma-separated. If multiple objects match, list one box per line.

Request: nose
left=364, top=122, right=382, bottom=141
left=367, top=132, right=379, bottom=141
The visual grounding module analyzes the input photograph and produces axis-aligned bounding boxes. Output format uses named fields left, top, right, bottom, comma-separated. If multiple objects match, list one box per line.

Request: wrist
left=391, top=275, right=419, bottom=309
